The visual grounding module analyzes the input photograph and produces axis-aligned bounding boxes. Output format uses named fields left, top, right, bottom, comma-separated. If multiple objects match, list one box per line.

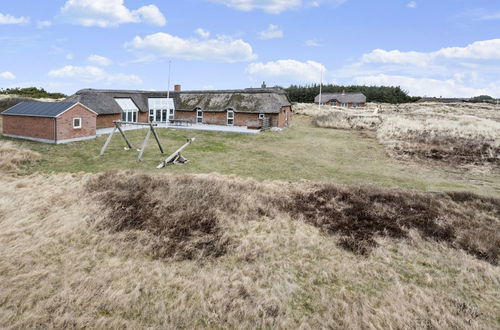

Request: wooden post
left=157, top=138, right=195, bottom=169
left=99, top=126, right=117, bottom=156
left=116, top=123, right=133, bottom=150
left=137, top=128, right=152, bottom=161
left=150, top=124, right=164, bottom=154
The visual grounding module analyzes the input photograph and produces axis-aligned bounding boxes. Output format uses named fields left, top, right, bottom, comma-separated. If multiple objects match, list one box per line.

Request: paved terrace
left=96, top=123, right=261, bottom=136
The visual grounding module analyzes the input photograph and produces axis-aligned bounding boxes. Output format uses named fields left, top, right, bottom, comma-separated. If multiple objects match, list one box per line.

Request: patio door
left=153, top=109, right=169, bottom=122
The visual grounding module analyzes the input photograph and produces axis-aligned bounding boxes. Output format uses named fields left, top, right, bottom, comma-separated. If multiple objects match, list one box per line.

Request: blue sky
left=1, top=0, right=499, bottom=97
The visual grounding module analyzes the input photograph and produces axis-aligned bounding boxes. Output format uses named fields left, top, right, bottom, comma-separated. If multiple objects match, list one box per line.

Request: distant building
left=315, top=92, right=366, bottom=108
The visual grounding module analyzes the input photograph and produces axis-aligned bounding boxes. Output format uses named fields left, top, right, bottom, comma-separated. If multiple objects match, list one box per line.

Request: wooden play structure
left=157, top=138, right=195, bottom=168
left=99, top=121, right=196, bottom=167
left=99, top=121, right=164, bottom=161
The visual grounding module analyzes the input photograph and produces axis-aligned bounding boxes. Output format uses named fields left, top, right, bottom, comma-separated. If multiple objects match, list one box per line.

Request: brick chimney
left=174, top=84, right=181, bottom=92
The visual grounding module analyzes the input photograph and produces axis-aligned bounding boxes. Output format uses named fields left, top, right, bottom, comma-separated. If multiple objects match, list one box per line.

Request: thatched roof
left=66, top=88, right=291, bottom=115
left=315, top=93, right=366, bottom=104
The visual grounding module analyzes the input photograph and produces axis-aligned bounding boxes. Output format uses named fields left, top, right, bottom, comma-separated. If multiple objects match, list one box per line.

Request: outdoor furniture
left=169, top=119, right=192, bottom=126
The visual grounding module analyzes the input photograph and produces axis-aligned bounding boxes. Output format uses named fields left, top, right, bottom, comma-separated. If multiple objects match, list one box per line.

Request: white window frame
left=196, top=109, right=203, bottom=124
left=73, top=117, right=82, bottom=129
left=259, top=113, right=265, bottom=120
left=115, top=98, right=139, bottom=123
left=148, top=98, right=175, bottom=123
left=227, top=110, right=234, bottom=126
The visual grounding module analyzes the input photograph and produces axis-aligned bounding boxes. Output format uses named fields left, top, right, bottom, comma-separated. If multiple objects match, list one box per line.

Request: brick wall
left=235, top=113, right=261, bottom=129
left=56, top=104, right=96, bottom=141
left=2, top=115, right=55, bottom=141
left=202, top=112, right=227, bottom=125
left=175, top=110, right=196, bottom=123
left=97, top=114, right=119, bottom=129
left=138, top=111, right=148, bottom=123
left=173, top=109, right=291, bottom=129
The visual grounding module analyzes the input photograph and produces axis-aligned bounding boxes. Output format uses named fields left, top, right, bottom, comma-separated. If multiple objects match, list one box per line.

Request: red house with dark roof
left=1, top=102, right=97, bottom=144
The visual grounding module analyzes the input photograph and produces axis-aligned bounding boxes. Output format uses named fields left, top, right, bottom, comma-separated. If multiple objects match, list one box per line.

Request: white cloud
left=126, top=32, right=257, bottom=63
left=258, top=24, right=284, bottom=40
left=361, top=49, right=433, bottom=67
left=134, top=5, right=167, bottom=26
left=66, top=53, right=75, bottom=60
left=1, top=72, right=16, bottom=80
left=0, top=13, right=29, bottom=25
left=435, top=39, right=500, bottom=60
left=202, top=85, right=215, bottom=90
left=194, top=28, right=210, bottom=39
left=407, top=1, right=417, bottom=9
left=37, top=20, right=52, bottom=28
left=246, top=59, right=326, bottom=84
left=60, top=0, right=166, bottom=27
left=209, top=0, right=346, bottom=14
left=87, top=54, right=113, bottom=66
left=305, top=39, right=321, bottom=47
left=48, top=65, right=142, bottom=85
left=361, top=39, right=500, bottom=66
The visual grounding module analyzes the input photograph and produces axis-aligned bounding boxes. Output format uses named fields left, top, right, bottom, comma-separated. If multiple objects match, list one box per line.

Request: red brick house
left=315, top=92, right=366, bottom=108
left=1, top=102, right=97, bottom=144
left=66, top=87, right=292, bottom=129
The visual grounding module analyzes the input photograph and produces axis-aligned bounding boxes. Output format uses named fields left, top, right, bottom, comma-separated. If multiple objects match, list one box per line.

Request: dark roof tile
left=1, top=102, right=77, bottom=118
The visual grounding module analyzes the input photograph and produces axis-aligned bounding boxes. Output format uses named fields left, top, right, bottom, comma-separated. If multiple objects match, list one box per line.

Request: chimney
left=174, top=84, right=181, bottom=92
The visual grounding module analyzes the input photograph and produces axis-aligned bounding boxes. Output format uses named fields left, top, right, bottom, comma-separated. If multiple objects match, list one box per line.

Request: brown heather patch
left=86, top=172, right=233, bottom=260
left=291, top=184, right=500, bottom=265
left=87, top=171, right=500, bottom=265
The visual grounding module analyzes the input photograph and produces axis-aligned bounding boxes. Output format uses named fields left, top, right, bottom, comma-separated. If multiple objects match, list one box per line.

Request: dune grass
left=304, top=102, right=500, bottom=169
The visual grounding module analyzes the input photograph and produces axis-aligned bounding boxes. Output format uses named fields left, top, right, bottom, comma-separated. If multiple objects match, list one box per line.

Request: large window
left=227, top=109, right=234, bottom=126
left=149, top=98, right=175, bottom=123
left=115, top=98, right=138, bottom=123
left=196, top=108, right=203, bottom=124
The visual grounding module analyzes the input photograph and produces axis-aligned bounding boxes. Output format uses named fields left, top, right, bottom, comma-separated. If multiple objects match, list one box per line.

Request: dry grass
left=1, top=168, right=500, bottom=328
left=313, top=110, right=382, bottom=130
left=0, top=141, right=41, bottom=173
left=378, top=115, right=500, bottom=167
left=299, top=102, right=500, bottom=167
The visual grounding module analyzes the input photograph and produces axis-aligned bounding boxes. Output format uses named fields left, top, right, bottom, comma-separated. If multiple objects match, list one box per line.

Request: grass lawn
left=2, top=115, right=499, bottom=197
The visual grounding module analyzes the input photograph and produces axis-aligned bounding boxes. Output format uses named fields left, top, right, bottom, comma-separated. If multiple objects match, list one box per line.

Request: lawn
left=2, top=115, right=499, bottom=197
